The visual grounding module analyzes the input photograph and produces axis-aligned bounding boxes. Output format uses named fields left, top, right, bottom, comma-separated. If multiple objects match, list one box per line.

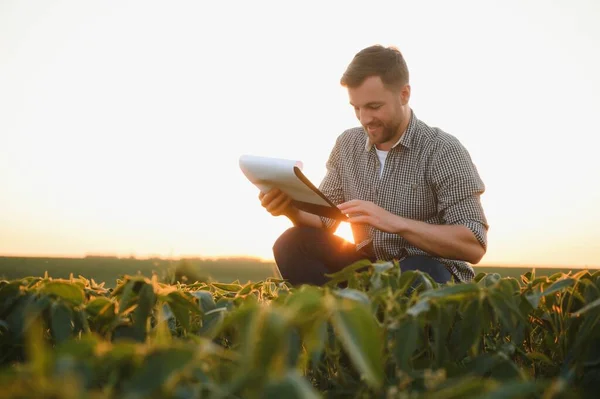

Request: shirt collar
left=364, top=110, right=417, bottom=151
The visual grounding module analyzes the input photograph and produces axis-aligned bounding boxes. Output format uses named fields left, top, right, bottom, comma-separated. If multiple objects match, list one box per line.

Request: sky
left=1, top=0, right=599, bottom=267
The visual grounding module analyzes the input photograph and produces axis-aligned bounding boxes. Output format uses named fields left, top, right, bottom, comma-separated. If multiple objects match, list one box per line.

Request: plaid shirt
left=319, top=111, right=488, bottom=282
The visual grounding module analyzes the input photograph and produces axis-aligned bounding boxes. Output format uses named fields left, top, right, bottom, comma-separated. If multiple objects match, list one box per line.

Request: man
left=259, top=45, right=488, bottom=285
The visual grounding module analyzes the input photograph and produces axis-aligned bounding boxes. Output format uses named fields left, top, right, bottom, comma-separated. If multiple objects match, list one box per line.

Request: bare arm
left=338, top=200, right=485, bottom=264
left=394, top=218, right=485, bottom=264
left=284, top=207, right=324, bottom=228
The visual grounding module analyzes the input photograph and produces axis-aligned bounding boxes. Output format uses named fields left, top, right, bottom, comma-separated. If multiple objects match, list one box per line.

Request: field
left=0, top=256, right=593, bottom=287
left=0, top=256, right=278, bottom=287
left=1, top=259, right=599, bottom=398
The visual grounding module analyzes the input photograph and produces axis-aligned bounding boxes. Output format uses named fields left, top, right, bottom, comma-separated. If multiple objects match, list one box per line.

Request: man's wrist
left=284, top=206, right=300, bottom=223
left=393, top=215, right=409, bottom=235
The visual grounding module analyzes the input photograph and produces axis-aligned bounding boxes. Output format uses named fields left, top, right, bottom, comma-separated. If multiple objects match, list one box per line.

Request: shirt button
left=411, top=183, right=419, bottom=189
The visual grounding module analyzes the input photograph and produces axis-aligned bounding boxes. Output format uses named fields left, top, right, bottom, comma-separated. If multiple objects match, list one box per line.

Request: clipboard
left=239, top=154, right=347, bottom=220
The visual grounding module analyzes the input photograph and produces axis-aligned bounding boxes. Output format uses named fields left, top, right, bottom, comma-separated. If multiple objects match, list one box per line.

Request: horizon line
left=0, top=253, right=598, bottom=269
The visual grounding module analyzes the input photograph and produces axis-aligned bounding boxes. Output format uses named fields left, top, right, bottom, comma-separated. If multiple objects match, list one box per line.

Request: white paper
left=239, top=154, right=330, bottom=206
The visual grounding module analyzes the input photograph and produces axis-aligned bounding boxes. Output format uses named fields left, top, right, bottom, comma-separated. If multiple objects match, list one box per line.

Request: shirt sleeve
left=318, top=136, right=345, bottom=232
left=429, top=138, right=489, bottom=250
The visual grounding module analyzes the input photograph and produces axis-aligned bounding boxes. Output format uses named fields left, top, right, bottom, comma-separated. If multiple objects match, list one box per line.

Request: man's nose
left=358, top=109, right=373, bottom=126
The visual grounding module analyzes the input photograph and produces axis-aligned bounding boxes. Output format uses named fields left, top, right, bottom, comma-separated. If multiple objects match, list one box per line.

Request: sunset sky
left=1, top=0, right=599, bottom=267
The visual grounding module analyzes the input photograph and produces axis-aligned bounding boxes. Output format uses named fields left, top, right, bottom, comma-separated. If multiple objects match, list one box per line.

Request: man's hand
left=338, top=200, right=403, bottom=233
left=339, top=199, right=485, bottom=263
left=259, top=188, right=296, bottom=217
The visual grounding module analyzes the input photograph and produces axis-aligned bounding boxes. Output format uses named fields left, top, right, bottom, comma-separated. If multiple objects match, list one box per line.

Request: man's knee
left=400, top=255, right=452, bottom=284
left=274, top=226, right=311, bottom=258
left=272, top=226, right=328, bottom=286
left=273, top=226, right=320, bottom=272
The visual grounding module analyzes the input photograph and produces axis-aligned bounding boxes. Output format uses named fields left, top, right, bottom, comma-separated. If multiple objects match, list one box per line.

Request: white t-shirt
left=375, top=148, right=388, bottom=177
left=372, top=135, right=404, bottom=177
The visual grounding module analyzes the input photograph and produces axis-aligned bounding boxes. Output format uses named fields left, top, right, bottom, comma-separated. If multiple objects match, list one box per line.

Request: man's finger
left=347, top=215, right=370, bottom=224
left=266, top=191, right=290, bottom=212
left=260, top=189, right=280, bottom=207
left=271, top=197, right=293, bottom=215
left=260, top=188, right=280, bottom=201
left=340, top=205, right=363, bottom=215
left=338, top=200, right=360, bottom=210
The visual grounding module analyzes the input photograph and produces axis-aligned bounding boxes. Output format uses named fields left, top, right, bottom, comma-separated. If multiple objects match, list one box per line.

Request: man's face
left=347, top=76, right=409, bottom=149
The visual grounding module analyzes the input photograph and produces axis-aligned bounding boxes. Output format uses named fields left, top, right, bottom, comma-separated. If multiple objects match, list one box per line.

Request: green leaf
left=236, top=282, right=253, bottom=296
left=478, top=273, right=501, bottom=288
left=282, top=286, right=324, bottom=327
left=521, top=271, right=533, bottom=285
left=50, top=301, right=73, bottom=344
left=131, top=283, right=155, bottom=341
left=531, top=276, right=550, bottom=286
left=412, top=271, right=435, bottom=292
left=73, top=308, right=91, bottom=335
left=166, top=290, right=202, bottom=332
left=115, top=278, right=146, bottom=313
left=523, top=288, right=541, bottom=309
left=252, top=308, right=288, bottom=371
left=264, top=371, right=321, bottom=399
left=198, top=307, right=227, bottom=337
left=370, top=262, right=396, bottom=290
left=480, top=380, right=541, bottom=399
left=542, top=278, right=575, bottom=297
left=451, top=297, right=482, bottom=357
left=329, top=297, right=384, bottom=389
left=373, top=261, right=395, bottom=273
left=324, top=259, right=373, bottom=286
left=465, top=354, right=501, bottom=376
left=489, top=356, right=524, bottom=380
left=0, top=281, right=24, bottom=314
left=287, top=327, right=302, bottom=368
left=334, top=288, right=370, bottom=305
left=393, top=316, right=419, bottom=370
left=486, top=292, right=516, bottom=332
left=406, top=298, right=431, bottom=317
left=25, top=316, right=50, bottom=377
left=211, top=282, right=243, bottom=292
left=56, top=334, right=99, bottom=358
left=419, top=282, right=480, bottom=301
left=396, top=270, right=420, bottom=296
left=216, top=301, right=259, bottom=349
left=88, top=297, right=117, bottom=331
left=22, top=294, right=52, bottom=332
left=431, top=303, right=453, bottom=368
left=39, top=281, right=84, bottom=306
left=306, top=320, right=327, bottom=368
left=571, top=297, right=600, bottom=317
left=85, top=297, right=113, bottom=316
left=526, top=351, right=554, bottom=365
left=122, top=347, right=194, bottom=397
left=499, top=277, right=522, bottom=294
left=524, top=278, right=575, bottom=312
left=5, top=296, right=28, bottom=339
left=190, top=290, right=216, bottom=313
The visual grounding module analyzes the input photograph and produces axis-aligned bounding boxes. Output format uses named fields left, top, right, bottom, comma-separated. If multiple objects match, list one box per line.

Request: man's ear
left=401, top=84, right=411, bottom=105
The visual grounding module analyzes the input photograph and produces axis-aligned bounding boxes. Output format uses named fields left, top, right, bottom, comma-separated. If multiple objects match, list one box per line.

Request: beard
left=364, top=119, right=401, bottom=146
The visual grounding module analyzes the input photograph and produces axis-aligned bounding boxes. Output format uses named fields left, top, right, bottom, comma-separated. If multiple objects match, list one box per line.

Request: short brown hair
left=340, top=45, right=409, bottom=90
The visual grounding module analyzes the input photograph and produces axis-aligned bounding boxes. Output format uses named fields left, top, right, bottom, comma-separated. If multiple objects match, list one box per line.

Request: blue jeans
left=273, top=226, right=452, bottom=286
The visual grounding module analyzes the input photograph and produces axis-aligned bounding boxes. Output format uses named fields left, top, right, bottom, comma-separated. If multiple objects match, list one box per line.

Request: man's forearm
left=285, top=207, right=324, bottom=229
left=394, top=217, right=485, bottom=264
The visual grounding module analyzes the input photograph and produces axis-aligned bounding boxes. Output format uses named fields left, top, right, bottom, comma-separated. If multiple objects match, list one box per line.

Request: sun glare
left=334, top=222, right=355, bottom=244
left=1, top=2, right=599, bottom=268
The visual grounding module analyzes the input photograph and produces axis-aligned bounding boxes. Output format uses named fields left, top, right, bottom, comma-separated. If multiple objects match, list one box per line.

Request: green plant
left=0, top=262, right=599, bottom=398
